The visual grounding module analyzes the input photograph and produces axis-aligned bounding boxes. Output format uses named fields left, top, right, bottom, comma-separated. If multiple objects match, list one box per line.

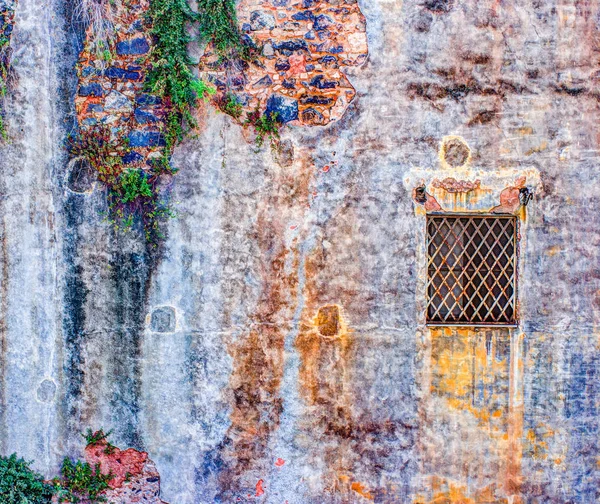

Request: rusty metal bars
left=426, top=214, right=517, bottom=326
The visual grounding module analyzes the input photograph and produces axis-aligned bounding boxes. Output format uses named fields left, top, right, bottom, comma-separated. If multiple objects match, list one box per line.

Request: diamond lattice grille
left=426, top=215, right=517, bottom=325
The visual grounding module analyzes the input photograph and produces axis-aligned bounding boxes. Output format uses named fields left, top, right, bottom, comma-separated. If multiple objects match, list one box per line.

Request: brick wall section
left=0, top=0, right=16, bottom=129
left=74, top=0, right=165, bottom=171
left=84, top=440, right=169, bottom=503
left=200, top=0, right=368, bottom=126
left=74, top=0, right=369, bottom=171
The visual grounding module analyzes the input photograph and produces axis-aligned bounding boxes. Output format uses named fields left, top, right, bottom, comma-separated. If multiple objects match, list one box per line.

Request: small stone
left=282, top=78, right=296, bottom=89
left=122, top=151, right=144, bottom=165
left=310, top=74, right=338, bottom=89
left=253, top=75, right=273, bottom=88
left=274, top=39, right=309, bottom=54
left=250, top=10, right=276, bottom=31
left=101, top=115, right=119, bottom=124
left=67, top=157, right=96, bottom=193
left=313, top=14, right=333, bottom=31
left=283, top=21, right=301, bottom=31
left=104, top=90, right=133, bottom=112
left=292, top=11, right=314, bottom=21
left=81, top=66, right=98, bottom=77
left=300, top=94, right=333, bottom=105
left=134, top=109, right=158, bottom=124
left=105, top=66, right=127, bottom=79
left=128, top=130, right=166, bottom=148
left=131, top=19, right=143, bottom=32
left=86, top=103, right=103, bottom=113
left=136, top=94, right=162, bottom=107
left=266, top=94, right=299, bottom=123
left=275, top=59, right=291, bottom=71
left=116, top=37, right=150, bottom=55
left=301, top=107, right=325, bottom=125
left=78, top=83, right=104, bottom=97
left=263, top=42, right=274, bottom=57
left=104, top=67, right=140, bottom=80
left=150, top=306, right=176, bottom=333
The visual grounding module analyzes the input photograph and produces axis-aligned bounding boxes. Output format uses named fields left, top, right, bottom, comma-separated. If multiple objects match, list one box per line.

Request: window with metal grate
left=426, top=214, right=517, bottom=326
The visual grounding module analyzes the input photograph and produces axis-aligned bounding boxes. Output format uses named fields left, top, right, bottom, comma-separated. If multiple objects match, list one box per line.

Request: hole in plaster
left=423, top=0, right=455, bottom=14
left=273, top=139, right=294, bottom=167
left=441, top=137, right=470, bottom=168
left=150, top=306, right=176, bottom=333
left=316, top=305, right=341, bottom=337
left=36, top=379, right=57, bottom=403
left=66, top=156, right=97, bottom=193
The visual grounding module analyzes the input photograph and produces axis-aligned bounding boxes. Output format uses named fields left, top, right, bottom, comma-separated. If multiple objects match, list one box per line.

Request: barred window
left=426, top=214, right=517, bottom=326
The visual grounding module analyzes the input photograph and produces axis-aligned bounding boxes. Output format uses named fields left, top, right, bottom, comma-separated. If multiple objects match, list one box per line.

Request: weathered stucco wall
left=1, top=0, right=599, bottom=502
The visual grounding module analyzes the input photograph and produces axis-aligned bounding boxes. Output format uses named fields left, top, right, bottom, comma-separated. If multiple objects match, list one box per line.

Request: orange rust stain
left=417, top=481, right=509, bottom=504
left=274, top=458, right=285, bottom=467
left=296, top=304, right=352, bottom=405
left=351, top=481, right=375, bottom=500
left=255, top=479, right=265, bottom=497
left=295, top=304, right=357, bottom=495
left=219, top=159, right=314, bottom=495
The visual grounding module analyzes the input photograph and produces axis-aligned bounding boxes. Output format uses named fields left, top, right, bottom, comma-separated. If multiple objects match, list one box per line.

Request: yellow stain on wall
left=415, top=480, right=509, bottom=504
left=545, top=245, right=563, bottom=257
left=525, top=141, right=548, bottom=156
left=430, top=328, right=509, bottom=431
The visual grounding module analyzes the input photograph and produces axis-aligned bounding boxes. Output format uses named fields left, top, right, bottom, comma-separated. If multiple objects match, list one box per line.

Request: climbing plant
left=67, top=126, right=174, bottom=243
left=196, top=0, right=247, bottom=58
left=146, top=0, right=215, bottom=164
left=70, top=0, right=267, bottom=245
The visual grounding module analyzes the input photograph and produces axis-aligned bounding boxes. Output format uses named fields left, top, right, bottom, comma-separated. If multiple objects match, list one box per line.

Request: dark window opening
left=426, top=214, right=517, bottom=326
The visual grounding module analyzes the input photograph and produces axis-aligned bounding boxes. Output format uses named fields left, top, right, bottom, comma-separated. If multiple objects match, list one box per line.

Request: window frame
left=425, top=212, right=519, bottom=328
